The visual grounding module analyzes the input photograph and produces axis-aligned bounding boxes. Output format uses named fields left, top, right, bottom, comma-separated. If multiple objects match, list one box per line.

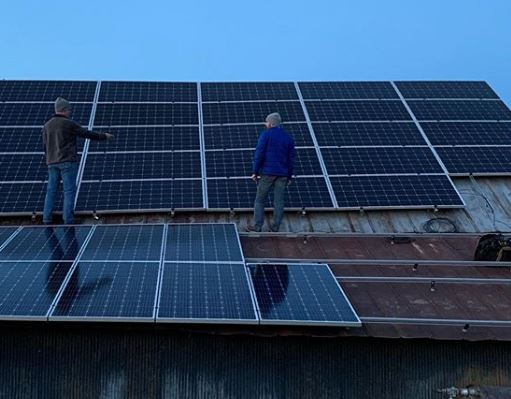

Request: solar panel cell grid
left=321, top=147, right=444, bottom=175
left=299, top=81, right=399, bottom=100
left=420, top=122, right=511, bottom=145
left=0, top=128, right=50, bottom=153
left=0, top=182, right=62, bottom=214
left=202, top=101, right=305, bottom=125
left=93, top=103, right=199, bottom=126
left=0, top=80, right=97, bottom=102
left=312, top=122, right=426, bottom=146
left=0, top=153, right=48, bottom=182
left=435, top=147, right=511, bottom=175
left=157, top=262, right=257, bottom=322
left=0, top=103, right=92, bottom=126
left=99, top=81, right=197, bottom=102
left=0, top=261, right=73, bottom=319
left=396, top=81, right=499, bottom=99
left=408, top=100, right=511, bottom=121
left=82, top=152, right=202, bottom=180
left=249, top=263, right=360, bottom=326
left=76, top=179, right=204, bottom=211
left=305, top=100, right=412, bottom=122
left=87, top=126, right=201, bottom=152
left=201, top=82, right=298, bottom=102
left=0, top=228, right=17, bottom=247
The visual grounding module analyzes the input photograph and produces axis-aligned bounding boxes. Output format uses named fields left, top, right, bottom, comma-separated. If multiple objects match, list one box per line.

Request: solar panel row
left=0, top=223, right=360, bottom=326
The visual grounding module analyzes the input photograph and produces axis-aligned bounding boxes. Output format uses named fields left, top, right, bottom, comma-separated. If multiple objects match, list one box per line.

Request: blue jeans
left=43, top=161, right=79, bottom=224
left=254, top=175, right=288, bottom=232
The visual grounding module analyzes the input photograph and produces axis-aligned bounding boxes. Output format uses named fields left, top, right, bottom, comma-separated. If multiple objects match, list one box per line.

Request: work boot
left=245, top=225, right=262, bottom=232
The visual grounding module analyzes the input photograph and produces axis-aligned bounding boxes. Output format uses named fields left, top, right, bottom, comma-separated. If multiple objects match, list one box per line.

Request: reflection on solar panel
left=0, top=153, right=49, bottom=182
left=0, top=80, right=97, bottom=102
left=299, top=81, right=399, bottom=100
left=99, top=81, right=197, bottom=102
left=202, top=101, right=305, bottom=124
left=305, top=100, right=411, bottom=121
left=165, top=224, right=243, bottom=262
left=395, top=81, right=498, bottom=99
left=82, top=152, right=201, bottom=180
left=202, top=82, right=298, bottom=102
left=0, top=103, right=92, bottom=126
left=205, top=148, right=322, bottom=178
left=312, top=122, right=426, bottom=146
left=50, top=261, right=159, bottom=321
left=157, top=262, right=257, bottom=323
left=203, top=123, right=313, bottom=149
left=0, top=227, right=17, bottom=247
left=0, top=261, right=73, bottom=320
left=87, top=126, right=201, bottom=152
left=435, top=147, right=511, bottom=175
left=408, top=100, right=511, bottom=121
left=94, top=103, right=198, bottom=126
left=76, top=179, right=204, bottom=212
left=0, top=226, right=91, bottom=261
left=248, top=263, right=361, bottom=326
left=330, top=175, right=464, bottom=208
left=420, top=122, right=511, bottom=145
left=80, top=225, right=164, bottom=261
left=321, top=147, right=444, bottom=175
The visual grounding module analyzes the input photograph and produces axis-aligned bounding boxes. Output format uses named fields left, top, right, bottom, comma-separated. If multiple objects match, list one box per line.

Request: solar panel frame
left=247, top=263, right=361, bottom=327
left=0, top=227, right=20, bottom=250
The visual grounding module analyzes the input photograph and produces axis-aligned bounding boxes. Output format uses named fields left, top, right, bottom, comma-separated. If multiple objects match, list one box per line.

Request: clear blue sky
left=1, top=0, right=510, bottom=104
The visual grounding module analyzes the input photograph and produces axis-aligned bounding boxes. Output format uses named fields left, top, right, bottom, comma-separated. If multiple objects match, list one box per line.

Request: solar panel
left=435, top=147, right=511, bottom=175
left=203, top=123, right=314, bottom=149
left=87, top=126, right=201, bottom=152
left=299, top=81, right=399, bottom=100
left=82, top=152, right=201, bottom=180
left=165, top=224, right=243, bottom=263
left=0, top=80, right=97, bottom=102
left=248, top=263, right=361, bottom=326
left=156, top=262, right=257, bottom=323
left=205, top=148, right=322, bottom=178
left=80, top=225, right=164, bottom=261
left=99, top=81, right=197, bottom=102
left=305, top=100, right=412, bottom=122
left=93, top=103, right=198, bottom=126
left=0, top=226, right=91, bottom=261
left=281, top=177, right=334, bottom=208
left=0, top=227, right=17, bottom=246
left=206, top=178, right=257, bottom=209
left=0, top=153, right=48, bottom=182
left=201, top=82, right=298, bottom=102
left=312, top=122, right=426, bottom=146
left=0, top=182, right=62, bottom=214
left=50, top=261, right=159, bottom=321
left=202, top=101, right=305, bottom=125
left=321, top=147, right=444, bottom=175
left=0, top=261, right=73, bottom=320
left=0, top=103, right=92, bottom=126
left=420, top=122, right=511, bottom=145
left=395, top=81, right=499, bottom=99
left=0, top=127, right=48, bottom=152
left=330, top=175, right=464, bottom=208
left=408, top=100, right=511, bottom=121
left=76, top=179, right=204, bottom=212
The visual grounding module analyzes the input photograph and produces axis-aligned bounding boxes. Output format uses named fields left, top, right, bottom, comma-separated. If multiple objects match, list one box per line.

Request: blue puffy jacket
left=252, top=126, right=296, bottom=178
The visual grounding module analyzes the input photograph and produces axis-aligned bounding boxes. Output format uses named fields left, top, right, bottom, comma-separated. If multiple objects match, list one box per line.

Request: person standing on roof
left=247, top=112, right=296, bottom=232
left=42, top=97, right=114, bottom=224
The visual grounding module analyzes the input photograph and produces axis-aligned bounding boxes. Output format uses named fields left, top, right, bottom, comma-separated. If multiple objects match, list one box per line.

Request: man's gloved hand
left=251, top=174, right=259, bottom=182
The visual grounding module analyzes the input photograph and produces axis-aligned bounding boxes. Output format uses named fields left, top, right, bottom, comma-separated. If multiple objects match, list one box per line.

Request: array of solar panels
left=0, top=223, right=360, bottom=326
left=1, top=80, right=511, bottom=214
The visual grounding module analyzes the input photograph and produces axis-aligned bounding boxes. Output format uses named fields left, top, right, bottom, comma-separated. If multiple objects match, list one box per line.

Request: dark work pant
left=254, top=175, right=288, bottom=231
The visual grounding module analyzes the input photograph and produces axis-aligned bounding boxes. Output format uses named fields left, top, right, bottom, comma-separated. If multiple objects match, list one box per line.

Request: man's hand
left=251, top=174, right=258, bottom=182
left=287, top=177, right=293, bottom=186
left=105, top=133, right=115, bottom=140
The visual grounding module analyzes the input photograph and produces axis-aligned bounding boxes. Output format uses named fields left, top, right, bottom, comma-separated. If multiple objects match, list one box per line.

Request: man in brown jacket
left=42, top=97, right=114, bottom=224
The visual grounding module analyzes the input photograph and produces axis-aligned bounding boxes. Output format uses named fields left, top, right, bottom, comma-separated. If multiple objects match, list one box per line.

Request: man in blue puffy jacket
left=247, top=112, right=296, bottom=232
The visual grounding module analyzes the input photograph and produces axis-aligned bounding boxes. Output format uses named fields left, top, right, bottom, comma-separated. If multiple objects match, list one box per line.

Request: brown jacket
left=42, top=115, right=107, bottom=165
